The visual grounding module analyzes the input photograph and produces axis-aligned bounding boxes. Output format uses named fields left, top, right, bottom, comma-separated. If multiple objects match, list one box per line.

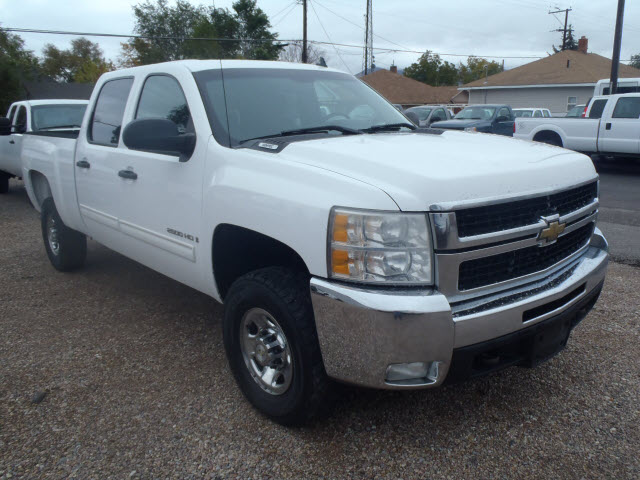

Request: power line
left=9, top=26, right=633, bottom=61
left=272, top=2, right=299, bottom=27
left=308, top=0, right=352, bottom=73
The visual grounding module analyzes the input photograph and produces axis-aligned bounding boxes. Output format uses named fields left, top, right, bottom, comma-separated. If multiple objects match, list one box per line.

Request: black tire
left=41, top=197, right=87, bottom=271
left=223, top=267, right=328, bottom=425
left=0, top=173, right=9, bottom=194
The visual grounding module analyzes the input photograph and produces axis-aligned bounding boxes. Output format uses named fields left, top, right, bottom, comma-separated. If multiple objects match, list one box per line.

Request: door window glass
left=533, top=110, right=542, bottom=117
left=497, top=108, right=510, bottom=119
left=612, top=97, right=640, bottom=119
left=543, top=110, right=551, bottom=117
left=136, top=75, right=193, bottom=133
left=89, top=78, right=134, bottom=146
left=432, top=109, right=446, bottom=121
left=588, top=99, right=608, bottom=119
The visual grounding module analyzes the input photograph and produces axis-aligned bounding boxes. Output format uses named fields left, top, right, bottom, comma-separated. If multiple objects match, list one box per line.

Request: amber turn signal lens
left=331, top=249, right=350, bottom=275
left=332, top=213, right=349, bottom=243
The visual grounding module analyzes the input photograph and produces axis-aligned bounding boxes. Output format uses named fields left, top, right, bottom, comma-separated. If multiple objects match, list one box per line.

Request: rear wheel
left=0, top=173, right=9, bottom=194
left=41, top=197, right=87, bottom=271
left=223, top=267, right=328, bottom=425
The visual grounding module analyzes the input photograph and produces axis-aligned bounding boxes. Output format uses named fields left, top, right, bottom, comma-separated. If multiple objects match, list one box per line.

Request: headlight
left=464, top=126, right=478, bottom=132
left=328, top=208, right=433, bottom=285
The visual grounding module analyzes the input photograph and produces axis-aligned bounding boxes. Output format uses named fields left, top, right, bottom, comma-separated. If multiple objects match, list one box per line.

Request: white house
left=461, top=37, right=640, bottom=115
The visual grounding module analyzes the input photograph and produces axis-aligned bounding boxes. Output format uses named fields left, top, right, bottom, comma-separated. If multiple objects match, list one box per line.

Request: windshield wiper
left=240, top=125, right=361, bottom=144
left=360, top=122, right=417, bottom=133
left=38, top=124, right=82, bottom=130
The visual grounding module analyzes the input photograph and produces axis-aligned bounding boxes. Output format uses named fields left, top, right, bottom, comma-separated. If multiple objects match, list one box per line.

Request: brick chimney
left=390, top=64, right=398, bottom=73
left=578, top=36, right=588, bottom=54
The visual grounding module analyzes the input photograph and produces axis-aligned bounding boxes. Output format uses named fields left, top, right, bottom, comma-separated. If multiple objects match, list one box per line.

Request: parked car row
left=0, top=59, right=609, bottom=424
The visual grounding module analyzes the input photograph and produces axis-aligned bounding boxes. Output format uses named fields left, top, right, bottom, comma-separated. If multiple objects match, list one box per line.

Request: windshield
left=514, top=110, right=533, bottom=118
left=454, top=106, right=496, bottom=120
left=194, top=68, right=410, bottom=146
left=30, top=104, right=87, bottom=131
left=406, top=107, right=432, bottom=121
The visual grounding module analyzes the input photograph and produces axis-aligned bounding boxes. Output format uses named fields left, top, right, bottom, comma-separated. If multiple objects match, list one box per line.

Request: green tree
left=552, top=25, right=579, bottom=53
left=459, top=57, right=503, bottom=84
left=404, top=51, right=459, bottom=86
left=630, top=54, right=640, bottom=69
left=120, top=0, right=282, bottom=66
left=0, top=28, right=39, bottom=113
left=41, top=38, right=113, bottom=82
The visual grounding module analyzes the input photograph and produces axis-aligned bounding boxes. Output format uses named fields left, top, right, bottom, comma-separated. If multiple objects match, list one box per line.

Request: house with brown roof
left=461, top=37, right=640, bottom=115
left=361, top=66, right=468, bottom=109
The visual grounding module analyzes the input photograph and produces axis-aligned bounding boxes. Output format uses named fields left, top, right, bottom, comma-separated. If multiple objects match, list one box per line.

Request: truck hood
left=430, top=119, right=487, bottom=130
left=275, top=130, right=597, bottom=211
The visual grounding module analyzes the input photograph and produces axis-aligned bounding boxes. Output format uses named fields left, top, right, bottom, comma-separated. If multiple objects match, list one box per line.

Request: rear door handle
left=605, top=123, right=612, bottom=130
left=76, top=159, right=90, bottom=169
left=118, top=169, right=138, bottom=180
left=9, top=140, right=15, bottom=144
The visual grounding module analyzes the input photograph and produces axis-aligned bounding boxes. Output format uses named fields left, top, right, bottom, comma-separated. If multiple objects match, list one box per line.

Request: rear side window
left=135, top=75, right=193, bottom=133
left=432, top=108, right=447, bottom=121
left=612, top=97, right=640, bottom=119
left=89, top=78, right=134, bottom=146
left=588, top=99, right=608, bottom=119
left=533, top=110, right=542, bottom=117
left=543, top=110, right=551, bottom=117
left=15, top=106, right=27, bottom=132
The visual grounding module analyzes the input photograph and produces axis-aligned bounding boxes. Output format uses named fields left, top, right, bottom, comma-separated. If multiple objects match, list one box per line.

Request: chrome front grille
left=430, top=179, right=599, bottom=301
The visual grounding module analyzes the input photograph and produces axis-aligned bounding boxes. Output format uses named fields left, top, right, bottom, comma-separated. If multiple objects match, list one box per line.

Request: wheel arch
left=27, top=170, right=53, bottom=211
left=212, top=224, right=311, bottom=301
left=532, top=129, right=564, bottom=147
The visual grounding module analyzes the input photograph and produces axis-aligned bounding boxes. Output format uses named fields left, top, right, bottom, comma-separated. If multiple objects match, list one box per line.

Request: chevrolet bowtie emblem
left=538, top=220, right=566, bottom=245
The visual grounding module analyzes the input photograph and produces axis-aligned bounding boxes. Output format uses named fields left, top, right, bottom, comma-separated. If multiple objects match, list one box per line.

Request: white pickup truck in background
left=513, top=93, right=640, bottom=158
left=4, top=60, right=609, bottom=425
left=0, top=100, right=88, bottom=193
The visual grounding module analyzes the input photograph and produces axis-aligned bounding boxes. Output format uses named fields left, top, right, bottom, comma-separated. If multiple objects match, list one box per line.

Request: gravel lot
left=1, top=180, right=639, bottom=480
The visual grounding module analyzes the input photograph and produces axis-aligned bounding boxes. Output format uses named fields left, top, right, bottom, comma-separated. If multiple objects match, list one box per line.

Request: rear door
left=75, top=77, right=135, bottom=250
left=2, top=105, right=27, bottom=177
left=598, top=96, right=640, bottom=154
left=0, top=104, right=17, bottom=172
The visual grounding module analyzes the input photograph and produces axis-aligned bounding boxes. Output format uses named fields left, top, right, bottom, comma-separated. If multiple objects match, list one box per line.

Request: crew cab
left=430, top=104, right=515, bottom=136
left=6, top=60, right=608, bottom=424
left=513, top=108, right=552, bottom=118
left=0, top=100, right=88, bottom=193
left=513, top=93, right=640, bottom=158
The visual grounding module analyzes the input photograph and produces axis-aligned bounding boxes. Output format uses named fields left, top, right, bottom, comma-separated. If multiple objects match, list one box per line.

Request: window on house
left=567, top=96, right=578, bottom=111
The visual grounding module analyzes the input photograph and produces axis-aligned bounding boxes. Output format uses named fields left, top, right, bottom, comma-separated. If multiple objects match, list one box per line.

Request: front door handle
left=9, top=140, right=15, bottom=144
left=118, top=169, right=138, bottom=180
left=606, top=122, right=612, bottom=130
left=76, top=159, right=90, bottom=169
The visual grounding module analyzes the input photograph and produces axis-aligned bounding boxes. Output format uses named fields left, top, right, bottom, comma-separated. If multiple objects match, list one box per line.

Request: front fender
left=201, top=138, right=399, bottom=298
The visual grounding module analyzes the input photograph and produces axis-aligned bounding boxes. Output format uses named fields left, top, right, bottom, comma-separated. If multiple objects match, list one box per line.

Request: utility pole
left=610, top=0, right=625, bottom=94
left=549, top=7, right=572, bottom=50
left=362, top=0, right=373, bottom=75
left=302, top=0, right=308, bottom=63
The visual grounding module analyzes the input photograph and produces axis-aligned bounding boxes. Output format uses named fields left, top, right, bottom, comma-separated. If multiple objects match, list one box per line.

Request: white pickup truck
left=5, top=60, right=609, bottom=424
left=513, top=93, right=640, bottom=158
left=0, top=100, right=88, bottom=193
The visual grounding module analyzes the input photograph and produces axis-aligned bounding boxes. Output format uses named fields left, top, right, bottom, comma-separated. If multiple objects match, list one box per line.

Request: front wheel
left=223, top=267, right=328, bottom=425
left=41, top=197, right=87, bottom=271
left=0, top=172, right=9, bottom=194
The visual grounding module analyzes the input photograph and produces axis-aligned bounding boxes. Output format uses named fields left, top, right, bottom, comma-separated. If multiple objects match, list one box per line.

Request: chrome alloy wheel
left=47, top=215, right=60, bottom=256
left=240, top=308, right=293, bottom=395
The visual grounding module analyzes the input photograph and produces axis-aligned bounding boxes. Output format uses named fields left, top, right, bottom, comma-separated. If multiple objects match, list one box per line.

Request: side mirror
left=122, top=118, right=195, bottom=162
left=496, top=115, right=510, bottom=123
left=0, top=117, right=11, bottom=136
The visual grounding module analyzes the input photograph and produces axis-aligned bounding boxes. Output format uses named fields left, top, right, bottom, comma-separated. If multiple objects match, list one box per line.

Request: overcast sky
left=1, top=0, right=639, bottom=75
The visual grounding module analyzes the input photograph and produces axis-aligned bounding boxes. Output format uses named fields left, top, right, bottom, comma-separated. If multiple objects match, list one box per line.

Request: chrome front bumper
left=310, top=229, right=609, bottom=390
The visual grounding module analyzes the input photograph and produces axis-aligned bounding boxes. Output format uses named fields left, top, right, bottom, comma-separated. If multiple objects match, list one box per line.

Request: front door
left=598, top=96, right=640, bottom=155
left=109, top=72, right=206, bottom=289
left=0, top=105, right=26, bottom=177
